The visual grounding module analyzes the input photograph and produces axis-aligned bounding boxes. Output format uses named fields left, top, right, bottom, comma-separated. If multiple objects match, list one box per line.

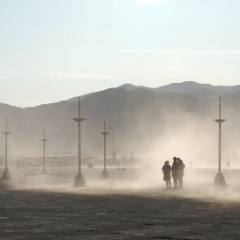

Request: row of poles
left=2, top=97, right=110, bottom=187
left=2, top=97, right=226, bottom=187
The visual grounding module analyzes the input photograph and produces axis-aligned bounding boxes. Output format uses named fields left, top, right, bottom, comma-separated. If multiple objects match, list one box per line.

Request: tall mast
left=214, top=97, right=226, bottom=186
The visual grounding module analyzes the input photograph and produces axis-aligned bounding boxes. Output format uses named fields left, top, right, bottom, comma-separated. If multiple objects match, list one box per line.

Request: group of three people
left=162, top=157, right=185, bottom=189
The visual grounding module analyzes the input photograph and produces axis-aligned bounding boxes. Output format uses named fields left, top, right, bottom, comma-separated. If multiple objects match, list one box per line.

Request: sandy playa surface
left=1, top=167, right=240, bottom=240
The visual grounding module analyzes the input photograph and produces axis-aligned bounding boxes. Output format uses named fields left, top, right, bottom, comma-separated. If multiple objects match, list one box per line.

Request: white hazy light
left=43, top=73, right=124, bottom=79
left=134, top=0, right=167, bottom=6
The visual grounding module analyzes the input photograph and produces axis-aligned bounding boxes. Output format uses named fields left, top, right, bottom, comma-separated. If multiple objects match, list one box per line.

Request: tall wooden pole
left=2, top=118, right=10, bottom=179
left=78, top=99, right=81, bottom=174
left=41, top=128, right=47, bottom=175
left=5, top=119, right=8, bottom=169
left=214, top=97, right=226, bottom=186
left=218, top=97, right=222, bottom=173
left=73, top=98, right=86, bottom=187
left=102, top=119, right=109, bottom=179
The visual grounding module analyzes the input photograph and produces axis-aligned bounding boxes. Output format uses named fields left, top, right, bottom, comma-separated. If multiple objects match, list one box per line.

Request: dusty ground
left=1, top=167, right=240, bottom=240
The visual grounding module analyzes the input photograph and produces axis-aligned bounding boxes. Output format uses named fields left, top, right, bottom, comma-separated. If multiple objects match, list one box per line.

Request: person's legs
left=179, top=178, right=183, bottom=188
left=173, top=178, right=178, bottom=187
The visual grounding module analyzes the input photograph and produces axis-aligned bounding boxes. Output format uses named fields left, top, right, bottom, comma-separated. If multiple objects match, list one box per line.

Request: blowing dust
left=2, top=162, right=240, bottom=206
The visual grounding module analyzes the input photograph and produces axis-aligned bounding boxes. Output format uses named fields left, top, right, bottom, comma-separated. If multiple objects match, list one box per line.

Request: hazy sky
left=1, top=0, right=240, bottom=107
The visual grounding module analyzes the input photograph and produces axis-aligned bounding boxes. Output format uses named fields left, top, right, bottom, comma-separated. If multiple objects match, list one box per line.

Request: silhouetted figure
left=177, top=158, right=185, bottom=188
left=226, top=161, right=230, bottom=168
left=88, top=162, right=93, bottom=169
left=162, top=161, right=172, bottom=189
left=172, top=157, right=179, bottom=188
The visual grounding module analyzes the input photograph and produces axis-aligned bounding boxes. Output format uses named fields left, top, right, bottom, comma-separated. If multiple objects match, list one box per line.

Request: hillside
left=0, top=88, right=240, bottom=162
left=119, top=81, right=240, bottom=98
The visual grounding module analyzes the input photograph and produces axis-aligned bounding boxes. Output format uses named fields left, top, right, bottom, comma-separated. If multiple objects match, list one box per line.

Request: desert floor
left=1, top=167, right=240, bottom=240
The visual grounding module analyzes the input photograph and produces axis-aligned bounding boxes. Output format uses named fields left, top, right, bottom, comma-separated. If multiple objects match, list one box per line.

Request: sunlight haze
left=1, top=0, right=240, bottom=107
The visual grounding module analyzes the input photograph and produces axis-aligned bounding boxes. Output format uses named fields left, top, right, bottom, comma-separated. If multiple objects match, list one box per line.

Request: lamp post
left=109, top=125, right=117, bottom=161
left=41, top=128, right=47, bottom=175
left=73, top=97, right=86, bottom=187
left=214, top=97, right=226, bottom=186
left=2, top=118, right=10, bottom=179
left=101, top=119, right=109, bottom=179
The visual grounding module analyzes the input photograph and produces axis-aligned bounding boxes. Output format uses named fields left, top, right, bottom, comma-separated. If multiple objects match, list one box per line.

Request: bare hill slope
left=0, top=88, right=240, bottom=162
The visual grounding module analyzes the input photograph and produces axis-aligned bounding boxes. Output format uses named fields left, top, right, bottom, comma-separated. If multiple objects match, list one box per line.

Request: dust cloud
left=1, top=94, right=240, bottom=206
left=1, top=162, right=240, bottom=206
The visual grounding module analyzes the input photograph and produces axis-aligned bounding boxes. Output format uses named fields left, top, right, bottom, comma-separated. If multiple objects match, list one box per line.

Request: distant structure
left=73, top=98, right=86, bottom=187
left=214, top=97, right=226, bottom=186
left=109, top=126, right=118, bottom=161
left=2, top=118, right=10, bottom=179
left=130, top=152, right=135, bottom=160
left=101, top=119, right=109, bottom=179
left=41, top=128, right=47, bottom=175
left=54, top=152, right=61, bottom=158
left=226, top=161, right=230, bottom=168
left=63, top=152, right=72, bottom=157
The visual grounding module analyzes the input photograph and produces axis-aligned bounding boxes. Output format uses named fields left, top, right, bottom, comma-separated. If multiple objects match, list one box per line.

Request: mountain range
left=68, top=81, right=240, bottom=102
left=0, top=81, right=240, bottom=163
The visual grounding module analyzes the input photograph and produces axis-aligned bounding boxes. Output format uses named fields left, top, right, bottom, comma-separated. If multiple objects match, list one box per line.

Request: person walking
left=162, top=161, right=172, bottom=189
left=177, top=158, right=185, bottom=188
left=172, top=157, right=179, bottom=188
